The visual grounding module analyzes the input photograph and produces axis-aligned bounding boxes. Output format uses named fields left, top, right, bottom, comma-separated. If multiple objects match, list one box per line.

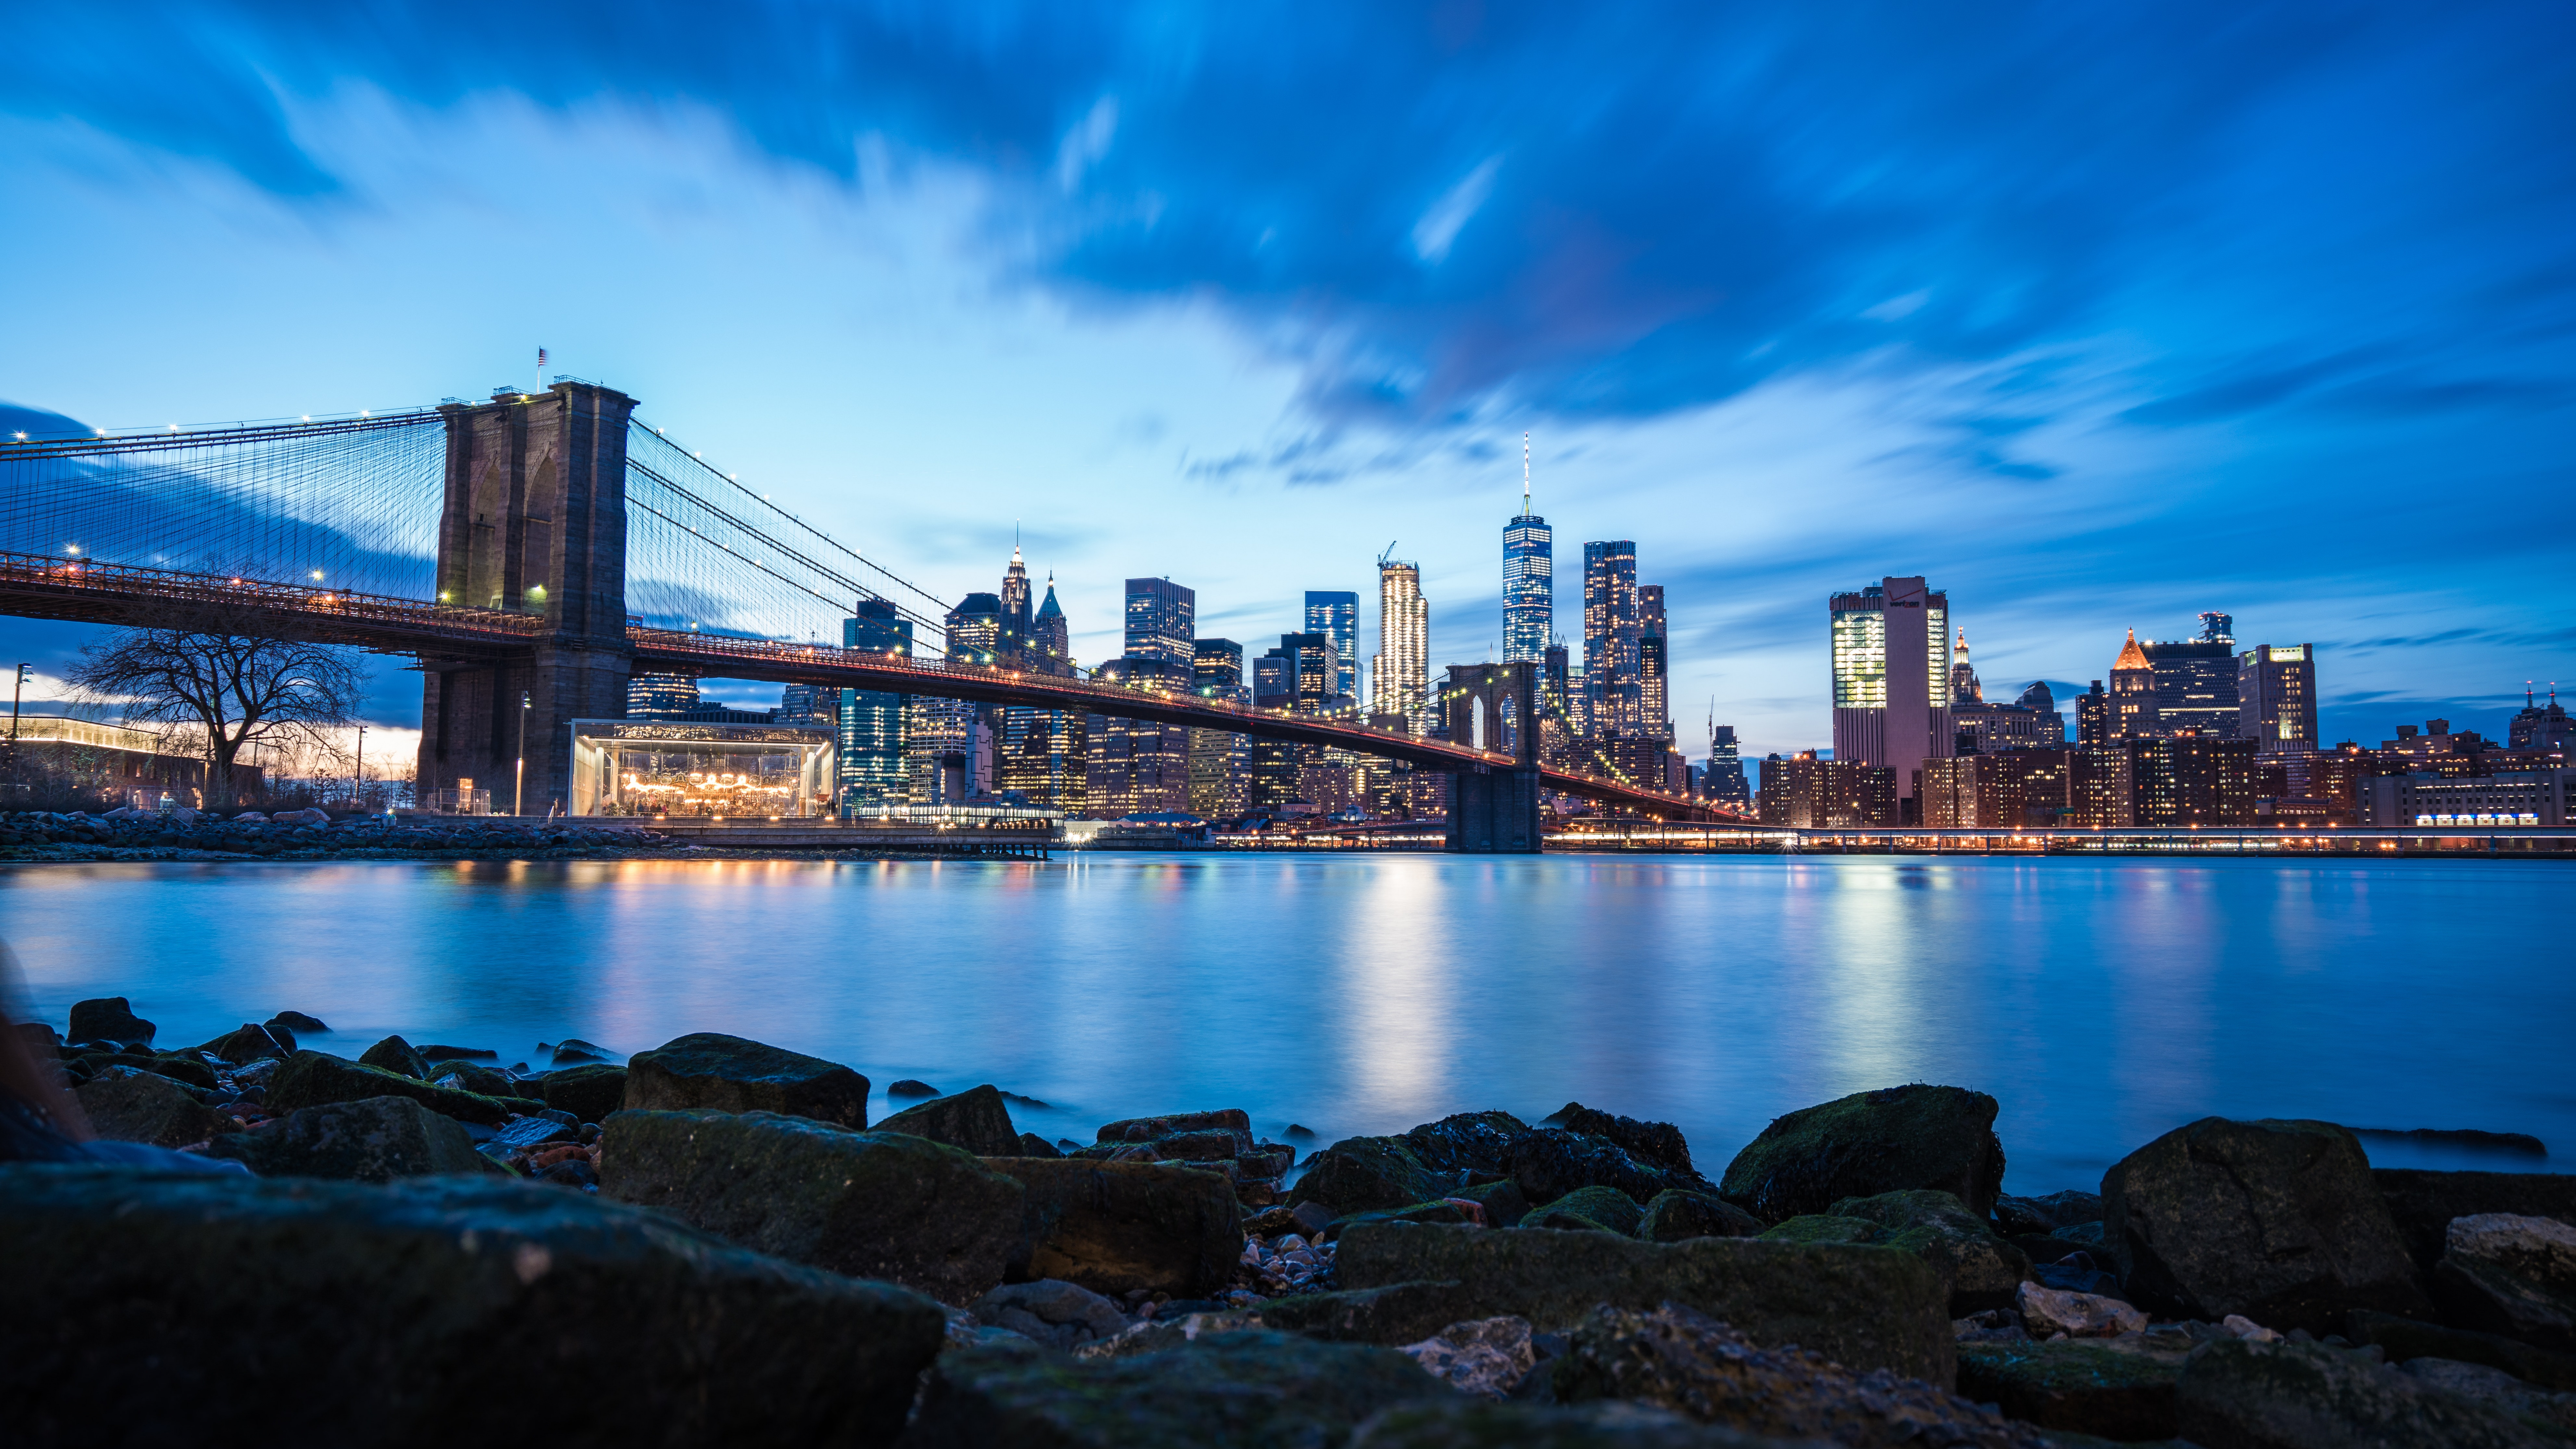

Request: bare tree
left=67, top=617, right=367, bottom=809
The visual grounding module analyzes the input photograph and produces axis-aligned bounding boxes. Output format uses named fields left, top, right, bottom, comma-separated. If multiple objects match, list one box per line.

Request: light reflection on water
left=2, top=853, right=2567, bottom=1192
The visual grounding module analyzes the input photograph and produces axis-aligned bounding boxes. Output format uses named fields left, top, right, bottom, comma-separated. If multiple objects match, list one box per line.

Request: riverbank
left=14, top=997, right=2576, bottom=1446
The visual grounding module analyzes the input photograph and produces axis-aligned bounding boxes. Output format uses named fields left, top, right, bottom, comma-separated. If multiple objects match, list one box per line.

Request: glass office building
left=1504, top=508, right=1552, bottom=664
left=1304, top=590, right=1360, bottom=701
left=838, top=599, right=911, bottom=812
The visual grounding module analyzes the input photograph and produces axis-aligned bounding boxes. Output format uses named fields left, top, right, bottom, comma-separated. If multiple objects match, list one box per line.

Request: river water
left=3, top=853, right=2566, bottom=1194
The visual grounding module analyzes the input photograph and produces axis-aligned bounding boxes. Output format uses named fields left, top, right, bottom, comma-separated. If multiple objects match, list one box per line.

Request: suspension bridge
left=0, top=381, right=1732, bottom=849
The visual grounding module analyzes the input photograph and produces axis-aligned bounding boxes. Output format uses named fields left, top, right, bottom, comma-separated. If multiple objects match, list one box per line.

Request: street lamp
left=10, top=663, right=28, bottom=742
left=353, top=721, right=368, bottom=810
left=515, top=692, right=530, bottom=817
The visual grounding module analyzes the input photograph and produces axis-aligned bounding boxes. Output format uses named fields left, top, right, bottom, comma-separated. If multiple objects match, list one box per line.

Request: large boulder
left=541, top=1063, right=628, bottom=1124
left=906, top=1331, right=1452, bottom=1448
left=1511, top=1127, right=1697, bottom=1206
left=1293, top=1135, right=1454, bottom=1215
left=205, top=1096, right=487, bottom=1182
left=73, top=1067, right=229, bottom=1148
left=358, top=1034, right=432, bottom=1080
left=205, top=1022, right=293, bottom=1064
left=969, top=1279, right=1130, bottom=1351
left=66, top=997, right=153, bottom=1049
left=877, top=1083, right=1020, bottom=1157
left=2176, top=1336, right=2562, bottom=1449
left=987, top=1158, right=1242, bottom=1299
left=1955, top=1338, right=2186, bottom=1441
left=597, top=1108, right=1023, bottom=1304
left=0, top=1163, right=947, bottom=1445
left=2375, top=1169, right=2576, bottom=1274
left=1334, top=1221, right=1953, bottom=1383
left=1829, top=1189, right=2033, bottom=1316
left=1636, top=1189, right=1763, bottom=1244
left=1529, top=1185, right=1646, bottom=1236
left=1549, top=1302, right=2036, bottom=1448
left=1719, top=1084, right=2005, bottom=1224
left=2103, top=1116, right=2431, bottom=1333
left=265, top=1051, right=515, bottom=1126
left=1401, top=1110, right=1533, bottom=1176
left=2433, top=1214, right=2576, bottom=1352
left=2348, top=1309, right=2576, bottom=1393
left=621, top=1032, right=868, bottom=1128
left=1993, top=1189, right=2103, bottom=1239
left=1550, top=1103, right=1697, bottom=1176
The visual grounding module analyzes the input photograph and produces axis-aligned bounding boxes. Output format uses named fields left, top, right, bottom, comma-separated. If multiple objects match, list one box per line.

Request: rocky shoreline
left=6, top=997, right=2573, bottom=1447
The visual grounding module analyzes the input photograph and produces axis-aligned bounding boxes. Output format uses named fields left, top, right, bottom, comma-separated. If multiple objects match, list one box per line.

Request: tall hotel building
left=2239, top=643, right=2318, bottom=755
left=1829, top=577, right=1951, bottom=812
left=1372, top=559, right=1429, bottom=731
left=1503, top=435, right=1553, bottom=664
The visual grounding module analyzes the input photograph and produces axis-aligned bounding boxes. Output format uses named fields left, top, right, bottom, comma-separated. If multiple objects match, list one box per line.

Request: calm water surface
left=4, top=854, right=2567, bottom=1193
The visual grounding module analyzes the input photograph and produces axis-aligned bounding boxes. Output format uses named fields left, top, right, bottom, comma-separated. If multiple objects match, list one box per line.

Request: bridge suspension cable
left=624, top=421, right=949, bottom=648
left=0, top=411, right=446, bottom=601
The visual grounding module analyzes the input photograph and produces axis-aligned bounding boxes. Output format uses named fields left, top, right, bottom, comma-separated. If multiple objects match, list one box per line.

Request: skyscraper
left=998, top=574, right=1085, bottom=809
left=2238, top=643, right=2318, bottom=755
left=1123, top=577, right=1196, bottom=669
left=839, top=599, right=911, bottom=812
left=1637, top=583, right=1671, bottom=741
left=2510, top=685, right=2573, bottom=753
left=1304, top=590, right=1359, bottom=701
left=776, top=684, right=835, bottom=727
left=1829, top=577, right=1952, bottom=813
left=2141, top=612, right=2240, bottom=736
left=1582, top=541, right=1641, bottom=738
left=1703, top=722, right=1750, bottom=807
left=999, top=542, right=1033, bottom=663
left=1950, top=631, right=1982, bottom=705
left=1372, top=558, right=1428, bottom=730
left=1503, top=434, right=1552, bottom=663
left=1028, top=574, right=1072, bottom=675
left=626, top=670, right=701, bottom=720
left=1190, top=638, right=1249, bottom=818
left=2110, top=630, right=2156, bottom=738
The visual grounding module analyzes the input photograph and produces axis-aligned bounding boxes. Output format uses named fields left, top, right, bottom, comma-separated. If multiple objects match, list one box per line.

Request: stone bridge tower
left=415, top=382, right=636, bottom=814
left=1442, top=661, right=1542, bottom=852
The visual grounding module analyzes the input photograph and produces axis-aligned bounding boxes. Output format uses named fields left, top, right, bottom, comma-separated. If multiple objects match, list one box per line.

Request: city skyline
left=0, top=5, right=2566, bottom=761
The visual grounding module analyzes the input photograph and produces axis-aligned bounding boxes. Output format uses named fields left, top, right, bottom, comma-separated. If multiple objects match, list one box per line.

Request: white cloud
left=1053, top=96, right=1120, bottom=192
left=1409, top=156, right=1501, bottom=265
left=1862, top=289, right=1929, bottom=321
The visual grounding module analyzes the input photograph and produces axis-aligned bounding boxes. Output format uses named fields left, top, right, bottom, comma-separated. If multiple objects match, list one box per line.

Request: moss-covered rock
left=1635, top=1190, right=1762, bottom=1244
left=1510, top=1127, right=1697, bottom=1206
left=621, top=1032, right=869, bottom=1128
left=908, top=1330, right=1452, bottom=1448
left=358, top=1034, right=431, bottom=1080
left=2347, top=1310, right=2576, bottom=1393
left=1257, top=1280, right=1481, bottom=1344
left=2105, top=1117, right=2431, bottom=1334
left=1293, top=1134, right=1455, bottom=1215
left=1401, top=1110, right=1533, bottom=1177
left=2434, top=1214, right=2576, bottom=1353
left=205, top=1095, right=486, bottom=1182
left=878, top=1083, right=1020, bottom=1157
left=1831, top=1189, right=2033, bottom=1316
left=1551, top=1103, right=1698, bottom=1177
left=1334, top=1221, right=1953, bottom=1383
left=1534, top=1186, right=1647, bottom=1237
left=1956, top=1338, right=2185, bottom=1441
left=266, top=1051, right=514, bottom=1126
left=1718, top=1084, right=2006, bottom=1224
left=0, top=1162, right=946, bottom=1445
left=2176, top=1336, right=2558, bottom=1449
left=66, top=996, right=153, bottom=1049
left=427, top=1060, right=530, bottom=1100
left=205, top=1022, right=292, bottom=1065
left=1454, top=1177, right=1531, bottom=1228
left=598, top=1108, right=1023, bottom=1305
left=1757, top=1214, right=1881, bottom=1246
left=74, top=1066, right=229, bottom=1148
left=541, top=1063, right=628, bottom=1124
left=1995, top=1189, right=2104, bottom=1238
left=987, top=1157, right=1242, bottom=1299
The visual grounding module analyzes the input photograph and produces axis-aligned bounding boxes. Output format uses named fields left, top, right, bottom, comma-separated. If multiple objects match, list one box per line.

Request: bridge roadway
left=0, top=551, right=1735, bottom=823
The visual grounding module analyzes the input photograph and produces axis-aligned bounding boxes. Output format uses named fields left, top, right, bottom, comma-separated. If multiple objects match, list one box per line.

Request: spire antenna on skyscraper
left=1523, top=431, right=1532, bottom=511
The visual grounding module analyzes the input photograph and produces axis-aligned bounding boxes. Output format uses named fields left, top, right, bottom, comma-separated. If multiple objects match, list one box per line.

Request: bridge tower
left=416, top=383, right=637, bottom=815
left=1442, top=661, right=1542, bottom=852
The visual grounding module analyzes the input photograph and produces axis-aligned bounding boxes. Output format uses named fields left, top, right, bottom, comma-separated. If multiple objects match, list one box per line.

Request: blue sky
left=2, top=1, right=2569, bottom=758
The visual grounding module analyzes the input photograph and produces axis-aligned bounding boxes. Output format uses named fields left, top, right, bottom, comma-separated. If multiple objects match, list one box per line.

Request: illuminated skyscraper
left=1638, top=583, right=1671, bottom=741
left=1371, top=558, right=1428, bottom=731
left=2110, top=630, right=2156, bottom=739
left=1304, top=590, right=1360, bottom=701
left=2239, top=643, right=2318, bottom=756
left=1503, top=434, right=1552, bottom=663
left=1829, top=577, right=1952, bottom=813
left=1124, top=578, right=1196, bottom=669
left=838, top=599, right=911, bottom=812
left=626, top=671, right=701, bottom=720
left=1028, top=574, right=1072, bottom=675
left=1189, top=638, right=1249, bottom=818
left=1582, top=540, right=1641, bottom=737
left=999, top=541, right=1032, bottom=662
